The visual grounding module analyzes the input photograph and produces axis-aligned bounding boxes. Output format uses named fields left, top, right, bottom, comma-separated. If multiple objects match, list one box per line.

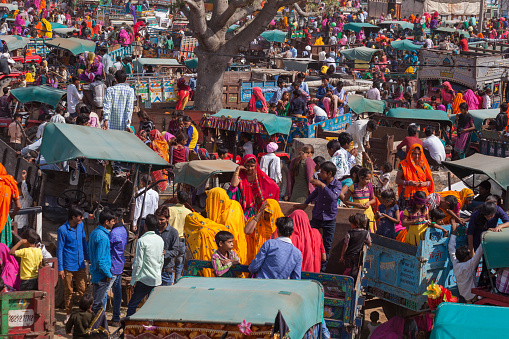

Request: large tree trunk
left=193, top=47, right=231, bottom=112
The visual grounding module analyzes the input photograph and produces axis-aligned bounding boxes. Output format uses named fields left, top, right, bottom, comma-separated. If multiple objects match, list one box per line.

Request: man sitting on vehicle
left=0, top=87, right=10, bottom=117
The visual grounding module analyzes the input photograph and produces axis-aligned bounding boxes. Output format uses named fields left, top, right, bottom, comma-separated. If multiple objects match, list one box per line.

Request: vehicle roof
left=482, top=228, right=509, bottom=269
left=135, top=57, right=181, bottom=66
left=209, top=109, right=292, bottom=135
left=386, top=107, right=452, bottom=125
left=10, top=85, right=66, bottom=106
left=343, top=22, right=379, bottom=32
left=173, top=159, right=238, bottom=187
left=449, top=109, right=499, bottom=130
left=341, top=46, right=379, bottom=61
left=128, top=277, right=324, bottom=339
left=391, top=39, right=423, bottom=51
left=44, top=37, right=96, bottom=55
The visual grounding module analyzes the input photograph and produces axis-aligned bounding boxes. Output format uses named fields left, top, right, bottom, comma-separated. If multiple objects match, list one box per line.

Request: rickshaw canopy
left=343, top=22, right=379, bottom=32
left=136, top=57, right=181, bottom=66
left=210, top=109, right=292, bottom=135
left=40, top=123, right=169, bottom=168
left=386, top=107, right=452, bottom=125
left=44, top=37, right=96, bottom=55
left=435, top=26, right=469, bottom=37
left=379, top=20, right=414, bottom=30
left=0, top=35, right=30, bottom=51
left=10, top=85, right=66, bottom=107
left=441, top=153, right=509, bottom=189
left=260, top=30, right=287, bottom=43
left=128, top=277, right=324, bottom=339
left=184, top=57, right=198, bottom=69
left=173, top=159, right=238, bottom=187
left=449, top=109, right=499, bottom=130
left=390, top=39, right=423, bottom=51
left=347, top=94, right=385, bottom=114
left=341, top=46, right=379, bottom=62
left=482, top=228, right=509, bottom=270
left=431, top=303, right=509, bottom=338
left=49, top=22, right=67, bottom=29
left=53, top=27, right=79, bottom=35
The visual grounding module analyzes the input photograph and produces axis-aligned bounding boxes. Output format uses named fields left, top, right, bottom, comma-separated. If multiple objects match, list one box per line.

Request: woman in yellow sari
left=437, top=188, right=474, bottom=224
left=205, top=187, right=247, bottom=263
left=244, top=199, right=284, bottom=263
left=452, top=93, right=465, bottom=114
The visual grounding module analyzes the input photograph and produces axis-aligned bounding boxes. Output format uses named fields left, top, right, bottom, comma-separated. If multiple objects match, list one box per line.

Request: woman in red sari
left=229, top=154, right=279, bottom=219
left=289, top=210, right=323, bottom=273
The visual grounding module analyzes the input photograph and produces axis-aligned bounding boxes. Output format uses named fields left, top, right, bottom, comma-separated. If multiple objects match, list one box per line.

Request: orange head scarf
left=150, top=129, right=169, bottom=162
left=452, top=93, right=465, bottom=114
left=0, top=164, right=19, bottom=234
left=398, top=144, right=434, bottom=200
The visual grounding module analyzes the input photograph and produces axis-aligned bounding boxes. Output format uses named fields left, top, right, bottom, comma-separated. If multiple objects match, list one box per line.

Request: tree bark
left=193, top=47, right=231, bottom=112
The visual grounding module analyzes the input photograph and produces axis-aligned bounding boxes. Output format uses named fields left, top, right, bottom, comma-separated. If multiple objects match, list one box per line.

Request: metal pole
left=448, top=172, right=451, bottom=190
left=479, top=0, right=485, bottom=37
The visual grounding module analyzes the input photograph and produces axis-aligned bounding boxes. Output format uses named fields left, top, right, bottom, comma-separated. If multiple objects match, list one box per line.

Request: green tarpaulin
left=391, top=39, right=423, bottom=51
left=347, top=94, right=385, bottom=114
left=136, top=58, right=180, bottom=66
left=450, top=109, right=499, bottom=130
left=49, top=22, right=67, bottom=29
left=10, top=86, right=66, bottom=107
left=431, top=303, right=509, bottom=338
left=341, top=46, right=379, bottom=62
left=212, top=109, right=292, bottom=135
left=387, top=107, right=452, bottom=124
left=343, top=22, right=379, bottom=32
left=0, top=35, right=30, bottom=51
left=435, top=27, right=469, bottom=37
left=184, top=58, right=198, bottom=69
left=260, top=30, right=287, bottom=43
left=53, top=27, right=79, bottom=35
left=40, top=123, right=169, bottom=168
left=129, top=277, right=324, bottom=339
left=441, top=153, right=509, bottom=189
left=379, top=20, right=414, bottom=30
left=44, top=37, right=96, bottom=55
left=482, top=228, right=509, bottom=270
left=173, top=159, right=238, bottom=187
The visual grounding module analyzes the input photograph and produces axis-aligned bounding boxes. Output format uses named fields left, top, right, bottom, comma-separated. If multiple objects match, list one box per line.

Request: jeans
left=92, top=277, right=112, bottom=314
left=126, top=282, right=155, bottom=317
left=157, top=47, right=162, bottom=58
left=102, top=274, right=123, bottom=322
left=310, top=218, right=336, bottom=272
left=314, top=115, right=326, bottom=123
left=174, top=253, right=185, bottom=282
left=161, top=270, right=174, bottom=286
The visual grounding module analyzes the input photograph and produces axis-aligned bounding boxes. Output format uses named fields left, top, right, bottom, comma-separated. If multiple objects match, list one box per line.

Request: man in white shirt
left=67, top=76, right=82, bottom=117
left=240, top=132, right=254, bottom=155
left=260, top=142, right=282, bottom=185
left=318, top=47, right=326, bottom=61
left=424, top=36, right=434, bottom=49
left=422, top=127, right=446, bottom=165
left=311, top=101, right=328, bottom=122
left=100, top=48, right=113, bottom=74
left=366, top=81, right=381, bottom=101
left=36, top=115, right=51, bottom=139
left=133, top=175, right=159, bottom=236
left=346, top=119, right=377, bottom=165
left=113, top=56, right=123, bottom=71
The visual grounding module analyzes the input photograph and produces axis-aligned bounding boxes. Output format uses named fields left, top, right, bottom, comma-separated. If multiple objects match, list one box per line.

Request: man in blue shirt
left=297, top=72, right=309, bottom=94
left=296, top=161, right=342, bottom=272
left=88, top=210, right=115, bottom=314
left=57, top=207, right=89, bottom=323
left=249, top=217, right=302, bottom=279
left=262, top=78, right=288, bottom=105
left=316, top=77, right=334, bottom=108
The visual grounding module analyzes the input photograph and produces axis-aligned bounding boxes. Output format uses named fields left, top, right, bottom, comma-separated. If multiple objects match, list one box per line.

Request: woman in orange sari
left=452, top=92, right=465, bottom=114
left=395, top=144, right=435, bottom=209
left=149, top=129, right=169, bottom=191
left=0, top=164, right=21, bottom=246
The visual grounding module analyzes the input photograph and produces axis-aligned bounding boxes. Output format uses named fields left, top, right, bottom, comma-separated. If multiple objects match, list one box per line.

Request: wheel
left=24, top=125, right=38, bottom=145
left=57, top=189, right=87, bottom=208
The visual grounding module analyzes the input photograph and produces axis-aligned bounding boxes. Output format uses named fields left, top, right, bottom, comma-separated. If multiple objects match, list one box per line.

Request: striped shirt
left=103, top=83, right=135, bottom=131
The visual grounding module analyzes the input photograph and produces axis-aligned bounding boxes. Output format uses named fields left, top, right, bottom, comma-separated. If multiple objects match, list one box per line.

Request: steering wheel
left=57, top=189, right=87, bottom=208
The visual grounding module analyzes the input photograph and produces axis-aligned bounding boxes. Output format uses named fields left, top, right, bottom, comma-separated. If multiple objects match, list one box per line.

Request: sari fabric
left=452, top=93, right=465, bottom=114
left=149, top=129, right=169, bottom=191
left=0, top=243, right=20, bottom=290
left=206, top=188, right=247, bottom=263
left=248, top=87, right=268, bottom=113
left=441, top=81, right=455, bottom=104
left=184, top=212, right=228, bottom=277
left=246, top=199, right=283, bottom=263
left=439, top=188, right=474, bottom=208
left=464, top=89, right=479, bottom=110
left=398, top=144, right=435, bottom=200
left=289, top=210, right=322, bottom=273
left=0, top=164, right=18, bottom=234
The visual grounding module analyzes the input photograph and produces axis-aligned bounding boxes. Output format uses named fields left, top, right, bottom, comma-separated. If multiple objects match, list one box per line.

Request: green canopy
left=341, top=46, right=379, bottom=62
left=431, top=303, right=509, bottom=338
left=10, top=85, right=66, bottom=107
left=435, top=27, right=469, bottom=37
left=441, top=154, right=509, bottom=189
left=227, top=24, right=239, bottom=33
left=387, top=107, right=452, bottom=124
left=44, top=37, right=96, bottom=55
left=40, top=123, right=169, bottom=168
left=347, top=94, right=385, bottom=114
left=53, top=27, right=79, bottom=35
left=212, top=109, right=292, bottom=135
left=482, top=228, right=509, bottom=270
left=391, top=39, right=423, bottom=51
left=0, top=35, right=30, bottom=51
left=136, top=57, right=180, bottom=66
left=379, top=20, right=414, bottom=30
left=173, top=159, right=238, bottom=187
left=49, top=22, right=67, bottom=29
left=260, top=30, right=286, bottom=43
left=184, top=57, right=198, bottom=69
left=450, top=109, right=499, bottom=130
left=129, top=277, right=324, bottom=339
left=343, top=22, right=379, bottom=33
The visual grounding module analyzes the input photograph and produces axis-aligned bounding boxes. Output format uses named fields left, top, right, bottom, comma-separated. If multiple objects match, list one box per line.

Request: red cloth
left=459, top=38, right=469, bottom=51
left=289, top=210, right=323, bottom=273
left=370, top=316, right=405, bottom=339
left=238, top=154, right=279, bottom=213
left=248, top=87, right=268, bottom=113
left=396, top=136, right=423, bottom=151
left=171, top=146, right=187, bottom=164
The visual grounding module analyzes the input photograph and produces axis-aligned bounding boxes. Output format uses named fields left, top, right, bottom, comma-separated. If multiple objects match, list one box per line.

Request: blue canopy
left=207, top=109, right=292, bottom=135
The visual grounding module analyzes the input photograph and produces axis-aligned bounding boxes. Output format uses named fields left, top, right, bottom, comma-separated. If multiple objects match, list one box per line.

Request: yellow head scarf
left=246, top=199, right=284, bottom=263
left=205, top=187, right=247, bottom=263
left=459, top=188, right=474, bottom=207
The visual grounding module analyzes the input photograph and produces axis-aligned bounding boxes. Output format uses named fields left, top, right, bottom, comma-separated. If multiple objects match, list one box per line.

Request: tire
left=24, top=125, right=38, bottom=145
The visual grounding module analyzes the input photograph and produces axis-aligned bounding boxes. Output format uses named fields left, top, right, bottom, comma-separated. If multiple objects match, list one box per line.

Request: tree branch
left=211, top=0, right=253, bottom=29
left=292, top=3, right=319, bottom=17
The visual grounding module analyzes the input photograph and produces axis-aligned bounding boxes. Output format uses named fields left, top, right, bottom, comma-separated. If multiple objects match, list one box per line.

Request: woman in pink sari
left=0, top=243, right=20, bottom=291
left=463, top=89, right=479, bottom=110
left=14, top=13, right=24, bottom=35
left=441, top=81, right=455, bottom=106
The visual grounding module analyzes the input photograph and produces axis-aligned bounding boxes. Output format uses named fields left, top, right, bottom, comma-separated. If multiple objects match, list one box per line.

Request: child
left=268, top=102, right=278, bottom=115
left=211, top=231, right=240, bottom=277
left=8, top=114, right=22, bottom=152
left=377, top=161, right=392, bottom=192
left=448, top=222, right=483, bottom=303
left=239, top=132, right=254, bottom=156
left=138, top=110, right=155, bottom=134
left=170, top=133, right=189, bottom=164
left=14, top=170, right=32, bottom=230
left=312, top=155, right=326, bottom=179
left=9, top=228, right=43, bottom=291
left=340, top=213, right=372, bottom=282
left=376, top=189, right=400, bottom=239
left=288, top=90, right=305, bottom=117
left=367, top=311, right=381, bottom=338
left=296, top=161, right=342, bottom=272
left=65, top=293, right=94, bottom=338
left=344, top=168, right=376, bottom=233
left=482, top=88, right=492, bottom=109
